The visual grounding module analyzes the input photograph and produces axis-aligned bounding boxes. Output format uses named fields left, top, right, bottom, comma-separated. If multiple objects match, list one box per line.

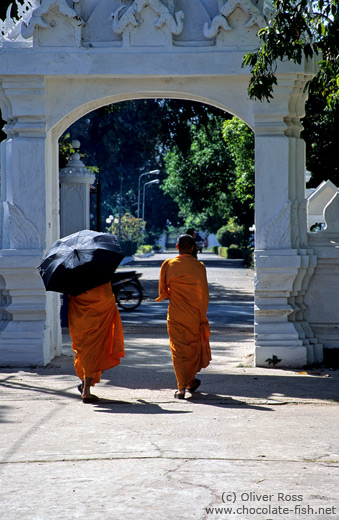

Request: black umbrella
left=38, top=230, right=125, bottom=296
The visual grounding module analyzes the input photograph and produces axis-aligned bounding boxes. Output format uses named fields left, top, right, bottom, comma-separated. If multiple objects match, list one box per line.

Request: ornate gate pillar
left=253, top=74, right=322, bottom=367
left=0, top=77, right=61, bottom=366
left=59, top=140, right=96, bottom=238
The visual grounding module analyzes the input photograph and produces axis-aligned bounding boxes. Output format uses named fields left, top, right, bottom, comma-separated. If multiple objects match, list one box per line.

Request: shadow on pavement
left=91, top=399, right=191, bottom=414
left=186, top=392, right=273, bottom=411
left=0, top=372, right=83, bottom=401
left=0, top=358, right=338, bottom=425
left=104, top=365, right=339, bottom=402
left=2, top=331, right=338, bottom=407
left=89, top=395, right=273, bottom=415
left=208, top=282, right=253, bottom=302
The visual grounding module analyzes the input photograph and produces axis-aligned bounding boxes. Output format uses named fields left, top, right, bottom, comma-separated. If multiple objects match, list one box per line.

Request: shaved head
left=177, top=234, right=195, bottom=254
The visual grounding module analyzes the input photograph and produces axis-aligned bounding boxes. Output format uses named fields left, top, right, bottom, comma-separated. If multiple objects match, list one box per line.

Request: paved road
left=3, top=254, right=339, bottom=520
left=117, top=252, right=254, bottom=332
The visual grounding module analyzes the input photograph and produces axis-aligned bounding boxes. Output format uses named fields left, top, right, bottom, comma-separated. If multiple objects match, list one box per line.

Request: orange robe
left=68, top=282, right=124, bottom=385
left=156, top=254, right=211, bottom=389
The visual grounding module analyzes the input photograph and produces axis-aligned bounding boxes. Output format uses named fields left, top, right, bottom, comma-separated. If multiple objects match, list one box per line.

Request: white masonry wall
left=0, top=0, right=321, bottom=367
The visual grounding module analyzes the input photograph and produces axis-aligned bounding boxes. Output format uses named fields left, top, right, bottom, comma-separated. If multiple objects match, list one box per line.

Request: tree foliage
left=242, top=0, right=339, bottom=186
left=302, top=83, right=339, bottom=186
left=163, top=114, right=254, bottom=234
left=243, top=0, right=339, bottom=106
left=222, top=118, right=254, bottom=208
left=162, top=113, right=235, bottom=232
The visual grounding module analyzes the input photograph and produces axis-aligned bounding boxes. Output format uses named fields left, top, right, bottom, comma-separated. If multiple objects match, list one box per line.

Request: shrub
left=217, top=244, right=244, bottom=260
left=227, top=244, right=243, bottom=259
left=216, top=227, right=234, bottom=247
left=218, top=246, right=228, bottom=258
left=242, top=247, right=254, bottom=267
left=137, top=245, right=153, bottom=254
left=106, top=213, right=145, bottom=257
left=216, top=221, right=245, bottom=247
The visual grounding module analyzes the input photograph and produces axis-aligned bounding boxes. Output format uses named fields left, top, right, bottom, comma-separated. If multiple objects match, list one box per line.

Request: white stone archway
left=0, top=0, right=326, bottom=367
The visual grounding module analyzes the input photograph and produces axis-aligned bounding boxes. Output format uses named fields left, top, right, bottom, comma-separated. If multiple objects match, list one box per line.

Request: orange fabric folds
left=156, top=254, right=211, bottom=389
left=68, top=282, right=124, bottom=385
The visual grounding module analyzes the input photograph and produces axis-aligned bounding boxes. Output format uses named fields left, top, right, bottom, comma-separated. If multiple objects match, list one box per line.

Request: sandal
left=82, top=394, right=99, bottom=404
left=187, top=378, right=201, bottom=393
left=174, top=391, right=185, bottom=399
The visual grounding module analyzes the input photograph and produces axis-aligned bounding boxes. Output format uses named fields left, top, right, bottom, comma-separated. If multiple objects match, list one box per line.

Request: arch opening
left=57, top=96, right=254, bottom=241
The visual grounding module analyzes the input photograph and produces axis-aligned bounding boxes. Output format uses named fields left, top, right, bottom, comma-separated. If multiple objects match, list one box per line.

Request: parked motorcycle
left=111, top=271, right=143, bottom=311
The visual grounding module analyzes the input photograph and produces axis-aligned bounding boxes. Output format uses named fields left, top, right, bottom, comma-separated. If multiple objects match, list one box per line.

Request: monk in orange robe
left=68, top=282, right=124, bottom=403
left=156, top=234, right=211, bottom=399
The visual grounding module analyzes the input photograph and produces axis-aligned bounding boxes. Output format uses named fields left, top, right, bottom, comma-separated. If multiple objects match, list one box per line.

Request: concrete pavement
left=1, top=333, right=339, bottom=520
left=1, top=254, right=339, bottom=519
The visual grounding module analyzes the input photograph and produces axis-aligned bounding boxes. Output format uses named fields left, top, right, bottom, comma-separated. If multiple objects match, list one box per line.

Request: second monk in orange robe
left=68, top=282, right=124, bottom=403
left=156, top=234, right=211, bottom=399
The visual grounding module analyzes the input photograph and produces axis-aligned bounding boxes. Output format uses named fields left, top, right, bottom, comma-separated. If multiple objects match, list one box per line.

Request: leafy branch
left=242, top=0, right=339, bottom=105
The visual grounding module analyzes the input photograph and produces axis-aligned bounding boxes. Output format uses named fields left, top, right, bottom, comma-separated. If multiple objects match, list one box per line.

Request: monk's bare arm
left=156, top=259, right=171, bottom=302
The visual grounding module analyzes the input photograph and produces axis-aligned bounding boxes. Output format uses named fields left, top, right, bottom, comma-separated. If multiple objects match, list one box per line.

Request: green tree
left=302, top=84, right=339, bottom=186
left=162, top=113, right=237, bottom=233
left=242, top=0, right=339, bottom=186
left=222, top=118, right=254, bottom=209
left=163, top=114, right=255, bottom=234
left=243, top=0, right=339, bottom=106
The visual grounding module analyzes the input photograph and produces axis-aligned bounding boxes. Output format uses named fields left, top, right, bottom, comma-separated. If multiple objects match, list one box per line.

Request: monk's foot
left=82, top=393, right=99, bottom=403
left=174, top=390, right=185, bottom=399
left=186, top=378, right=201, bottom=393
left=77, top=382, right=84, bottom=394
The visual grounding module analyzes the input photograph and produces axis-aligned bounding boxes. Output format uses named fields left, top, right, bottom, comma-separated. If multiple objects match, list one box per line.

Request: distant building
left=307, top=180, right=338, bottom=231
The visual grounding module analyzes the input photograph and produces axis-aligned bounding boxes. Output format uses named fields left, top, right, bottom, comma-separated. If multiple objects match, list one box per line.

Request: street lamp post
left=118, top=171, right=123, bottom=242
left=138, top=169, right=160, bottom=219
left=142, top=179, right=160, bottom=222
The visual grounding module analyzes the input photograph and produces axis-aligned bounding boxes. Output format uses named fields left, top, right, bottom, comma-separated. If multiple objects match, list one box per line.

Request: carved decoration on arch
left=290, top=199, right=300, bottom=248
left=5, top=201, right=41, bottom=249
left=0, top=274, right=12, bottom=327
left=0, top=275, right=12, bottom=331
left=21, top=0, right=83, bottom=46
left=204, top=0, right=266, bottom=43
left=284, top=74, right=311, bottom=138
left=112, top=0, right=184, bottom=48
left=0, top=0, right=38, bottom=47
left=0, top=81, right=13, bottom=130
left=323, top=193, right=339, bottom=234
left=297, top=198, right=308, bottom=249
left=261, top=201, right=291, bottom=249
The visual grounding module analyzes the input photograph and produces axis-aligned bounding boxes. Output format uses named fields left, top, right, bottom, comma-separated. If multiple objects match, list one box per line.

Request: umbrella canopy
left=38, top=230, right=125, bottom=296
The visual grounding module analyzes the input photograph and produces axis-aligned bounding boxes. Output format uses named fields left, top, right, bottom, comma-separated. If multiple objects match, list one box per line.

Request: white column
left=0, top=76, right=59, bottom=366
left=253, top=74, right=320, bottom=367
